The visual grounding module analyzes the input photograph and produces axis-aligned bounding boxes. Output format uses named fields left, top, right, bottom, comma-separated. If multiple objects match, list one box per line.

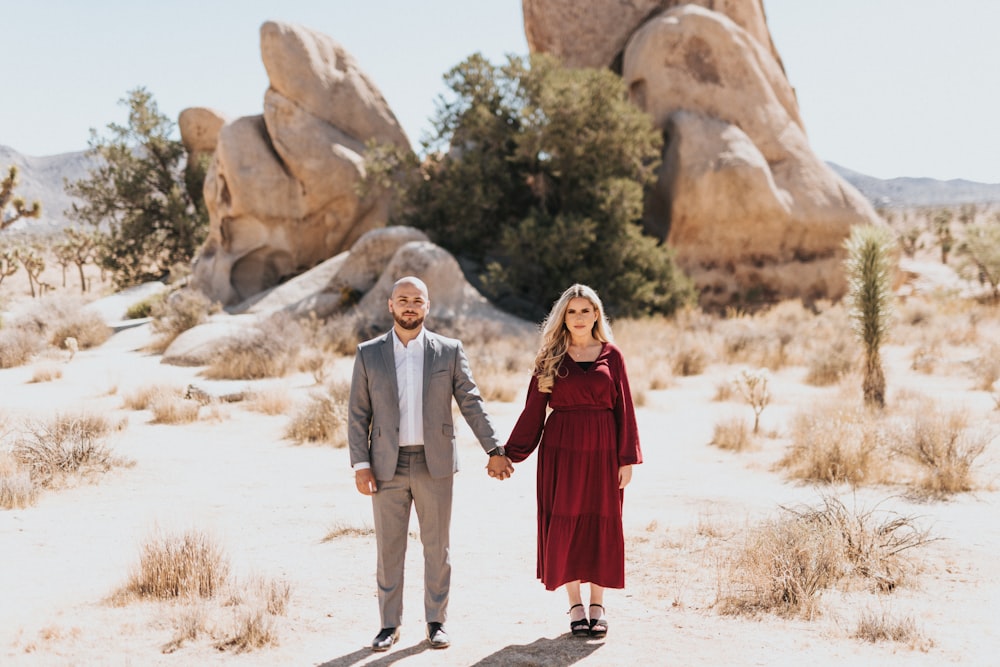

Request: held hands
left=355, top=469, right=378, bottom=496
left=487, top=455, right=514, bottom=480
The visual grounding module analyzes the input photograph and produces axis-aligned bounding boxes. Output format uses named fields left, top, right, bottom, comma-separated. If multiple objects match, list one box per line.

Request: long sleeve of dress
left=504, top=376, right=549, bottom=463
left=611, top=348, right=642, bottom=466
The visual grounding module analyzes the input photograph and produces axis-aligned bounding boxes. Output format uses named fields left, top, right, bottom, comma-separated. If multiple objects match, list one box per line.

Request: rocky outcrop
left=188, top=21, right=410, bottom=306
left=163, top=228, right=532, bottom=366
left=522, top=0, right=782, bottom=71
left=178, top=108, right=227, bottom=166
left=524, top=0, right=881, bottom=305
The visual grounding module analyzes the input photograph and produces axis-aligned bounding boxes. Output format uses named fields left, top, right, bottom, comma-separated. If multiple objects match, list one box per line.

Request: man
left=348, top=275, right=514, bottom=652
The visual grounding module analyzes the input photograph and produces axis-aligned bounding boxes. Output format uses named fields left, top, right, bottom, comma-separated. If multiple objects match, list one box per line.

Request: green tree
left=1, top=165, right=42, bottom=231
left=845, top=225, right=895, bottom=409
left=956, top=215, right=1000, bottom=303
left=66, top=87, right=208, bottom=288
left=369, top=54, right=693, bottom=318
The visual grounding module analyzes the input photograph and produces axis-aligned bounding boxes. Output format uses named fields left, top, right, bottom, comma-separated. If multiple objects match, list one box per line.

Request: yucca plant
left=845, top=225, right=895, bottom=409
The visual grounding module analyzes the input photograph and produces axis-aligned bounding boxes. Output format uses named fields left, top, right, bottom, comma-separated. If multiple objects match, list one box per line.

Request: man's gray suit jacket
left=348, top=329, right=500, bottom=481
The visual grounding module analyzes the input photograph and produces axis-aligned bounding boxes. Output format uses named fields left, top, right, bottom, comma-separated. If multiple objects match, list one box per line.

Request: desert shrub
left=162, top=605, right=210, bottom=654
left=320, top=311, right=366, bottom=356
left=671, top=332, right=710, bottom=376
left=216, top=609, right=277, bottom=653
left=718, top=496, right=931, bottom=618
left=122, top=383, right=183, bottom=411
left=202, top=314, right=304, bottom=380
left=733, top=368, right=771, bottom=434
left=854, top=609, right=927, bottom=647
left=150, top=395, right=201, bottom=424
left=226, top=575, right=292, bottom=617
left=323, top=522, right=376, bottom=541
left=47, top=309, right=112, bottom=350
left=122, top=529, right=230, bottom=600
left=0, top=326, right=43, bottom=368
left=465, top=334, right=534, bottom=403
left=11, top=413, right=129, bottom=487
left=245, top=386, right=293, bottom=415
left=149, top=288, right=219, bottom=352
left=285, top=391, right=348, bottom=446
left=0, top=454, right=37, bottom=509
left=125, top=291, right=165, bottom=319
left=969, top=342, right=1000, bottom=391
left=805, top=330, right=857, bottom=386
left=780, top=401, right=890, bottom=486
left=29, top=362, right=63, bottom=383
left=892, top=403, right=988, bottom=498
left=710, top=416, right=751, bottom=452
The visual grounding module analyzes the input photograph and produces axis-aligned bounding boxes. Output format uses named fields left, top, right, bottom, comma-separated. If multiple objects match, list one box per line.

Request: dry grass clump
left=202, top=314, right=305, bottom=380
left=216, top=609, right=278, bottom=653
left=245, top=386, right=293, bottom=415
left=779, top=400, right=890, bottom=486
left=148, top=288, right=220, bottom=353
left=320, top=311, right=366, bottom=356
left=969, top=342, right=1000, bottom=391
left=150, top=395, right=202, bottom=424
left=122, top=383, right=186, bottom=411
left=322, top=521, right=376, bottom=541
left=0, top=452, right=37, bottom=509
left=854, top=608, right=929, bottom=648
left=716, top=302, right=808, bottom=371
left=46, top=308, right=112, bottom=350
left=805, top=330, right=857, bottom=386
left=891, top=402, right=988, bottom=498
left=670, top=332, right=710, bottom=377
left=0, top=326, right=44, bottom=368
left=717, top=496, right=931, bottom=618
left=285, top=386, right=349, bottom=446
left=710, top=416, right=752, bottom=452
left=11, top=413, right=130, bottom=488
left=120, top=529, right=230, bottom=600
left=29, top=362, right=63, bottom=383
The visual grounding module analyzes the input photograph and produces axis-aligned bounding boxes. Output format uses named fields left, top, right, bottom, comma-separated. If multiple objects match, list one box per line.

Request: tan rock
left=522, top=0, right=782, bottom=70
left=178, top=107, right=227, bottom=161
left=259, top=20, right=409, bottom=149
left=191, top=21, right=413, bottom=306
left=624, top=6, right=880, bottom=305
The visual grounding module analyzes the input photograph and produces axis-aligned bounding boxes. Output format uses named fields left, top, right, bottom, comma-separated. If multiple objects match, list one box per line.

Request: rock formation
left=523, top=0, right=882, bottom=305
left=163, top=227, right=532, bottom=366
left=187, top=21, right=411, bottom=306
left=178, top=107, right=227, bottom=167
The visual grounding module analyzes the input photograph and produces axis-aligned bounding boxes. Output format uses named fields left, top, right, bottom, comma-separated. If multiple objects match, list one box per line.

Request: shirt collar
left=392, top=327, right=426, bottom=352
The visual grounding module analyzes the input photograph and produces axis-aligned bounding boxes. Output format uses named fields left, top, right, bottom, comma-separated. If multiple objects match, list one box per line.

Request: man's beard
left=393, top=312, right=424, bottom=331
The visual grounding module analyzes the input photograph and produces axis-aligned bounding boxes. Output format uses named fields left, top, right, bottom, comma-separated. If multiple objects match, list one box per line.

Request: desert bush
left=322, top=522, right=376, bottom=541
left=710, top=416, right=751, bottom=452
left=47, top=309, right=112, bottom=350
left=0, top=326, right=42, bottom=368
left=854, top=609, right=927, bottom=647
left=226, top=575, right=292, bottom=617
left=216, top=609, right=277, bottom=653
left=11, top=413, right=129, bottom=487
left=892, top=403, right=988, bottom=498
left=671, top=332, right=710, bottom=376
left=285, top=391, right=348, bottom=446
left=969, top=342, right=1000, bottom=391
left=805, top=330, right=857, bottom=386
left=202, top=314, right=304, bottom=380
left=150, top=395, right=201, bottom=424
left=245, top=386, right=293, bottom=415
left=780, top=401, right=890, bottom=486
left=148, top=288, right=219, bottom=352
left=296, top=348, right=329, bottom=384
left=320, top=311, right=366, bottom=356
left=162, top=604, right=210, bottom=654
left=718, top=496, right=931, bottom=618
left=125, top=291, right=165, bottom=319
left=465, top=335, right=534, bottom=403
left=733, top=368, right=771, bottom=434
left=122, top=529, right=230, bottom=600
left=0, top=453, right=37, bottom=509
left=29, top=362, right=62, bottom=383
left=123, top=383, right=185, bottom=411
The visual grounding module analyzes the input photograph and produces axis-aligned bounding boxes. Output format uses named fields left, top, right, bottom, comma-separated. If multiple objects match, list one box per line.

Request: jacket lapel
left=423, top=331, right=439, bottom=398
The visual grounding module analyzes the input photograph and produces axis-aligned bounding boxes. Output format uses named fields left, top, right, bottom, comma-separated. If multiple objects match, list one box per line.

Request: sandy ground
left=2, top=292, right=999, bottom=667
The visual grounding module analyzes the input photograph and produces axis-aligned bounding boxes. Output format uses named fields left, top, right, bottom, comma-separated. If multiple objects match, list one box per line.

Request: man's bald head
left=391, top=276, right=429, bottom=300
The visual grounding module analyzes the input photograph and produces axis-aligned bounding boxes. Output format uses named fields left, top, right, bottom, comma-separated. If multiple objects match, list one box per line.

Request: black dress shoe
left=371, top=627, right=399, bottom=652
left=426, top=622, right=450, bottom=649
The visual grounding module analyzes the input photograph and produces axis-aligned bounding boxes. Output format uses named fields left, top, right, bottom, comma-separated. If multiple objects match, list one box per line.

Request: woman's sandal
left=568, top=603, right=590, bottom=637
left=588, top=604, right=608, bottom=638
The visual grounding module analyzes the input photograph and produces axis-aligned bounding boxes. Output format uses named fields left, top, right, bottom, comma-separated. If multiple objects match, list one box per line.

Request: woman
left=504, top=284, right=641, bottom=638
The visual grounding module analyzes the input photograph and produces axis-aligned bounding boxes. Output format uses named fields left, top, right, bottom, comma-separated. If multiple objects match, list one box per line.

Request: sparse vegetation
left=894, top=402, right=988, bottom=498
left=284, top=389, right=348, bottom=446
left=11, top=413, right=130, bottom=489
left=710, top=416, right=752, bottom=452
left=120, top=529, right=230, bottom=600
left=148, top=288, right=218, bottom=352
left=202, top=314, right=304, bottom=380
left=733, top=368, right=771, bottom=434
left=854, top=608, right=930, bottom=649
left=1, top=164, right=42, bottom=232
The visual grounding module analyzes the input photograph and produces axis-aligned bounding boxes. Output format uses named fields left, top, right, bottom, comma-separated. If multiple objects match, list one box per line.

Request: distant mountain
left=829, top=162, right=1000, bottom=208
left=0, top=144, right=95, bottom=233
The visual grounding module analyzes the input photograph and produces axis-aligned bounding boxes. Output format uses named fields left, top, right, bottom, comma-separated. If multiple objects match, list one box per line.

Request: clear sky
left=3, top=1, right=997, bottom=183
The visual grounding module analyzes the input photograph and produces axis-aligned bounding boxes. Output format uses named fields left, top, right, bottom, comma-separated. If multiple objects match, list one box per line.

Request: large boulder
left=623, top=6, right=880, bottom=303
left=189, top=21, right=411, bottom=306
left=178, top=107, right=227, bottom=165
left=522, top=0, right=783, bottom=70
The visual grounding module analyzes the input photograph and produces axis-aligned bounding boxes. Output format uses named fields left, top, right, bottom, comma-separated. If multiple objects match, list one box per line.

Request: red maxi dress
left=505, top=342, right=642, bottom=590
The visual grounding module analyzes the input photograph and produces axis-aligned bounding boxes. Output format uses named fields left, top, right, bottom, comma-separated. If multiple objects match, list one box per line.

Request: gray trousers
left=371, top=448, right=453, bottom=628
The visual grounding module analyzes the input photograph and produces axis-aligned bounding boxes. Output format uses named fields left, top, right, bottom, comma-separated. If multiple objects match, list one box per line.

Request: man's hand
left=355, top=469, right=377, bottom=495
left=487, top=455, right=514, bottom=480
left=618, top=464, right=633, bottom=489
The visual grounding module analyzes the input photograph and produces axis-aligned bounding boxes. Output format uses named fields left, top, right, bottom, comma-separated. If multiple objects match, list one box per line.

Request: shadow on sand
left=318, top=635, right=602, bottom=666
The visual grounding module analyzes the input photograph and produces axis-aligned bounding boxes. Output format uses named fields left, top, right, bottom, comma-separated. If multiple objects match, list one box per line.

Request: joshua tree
left=18, top=245, right=46, bottom=298
left=1, top=165, right=42, bottom=231
left=845, top=225, right=895, bottom=409
left=0, top=245, right=19, bottom=287
left=956, top=216, right=1000, bottom=303
left=55, top=227, right=99, bottom=293
left=930, top=208, right=955, bottom=264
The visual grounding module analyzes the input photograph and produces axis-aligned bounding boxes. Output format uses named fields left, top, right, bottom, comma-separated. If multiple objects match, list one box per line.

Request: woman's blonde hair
left=533, top=284, right=614, bottom=393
